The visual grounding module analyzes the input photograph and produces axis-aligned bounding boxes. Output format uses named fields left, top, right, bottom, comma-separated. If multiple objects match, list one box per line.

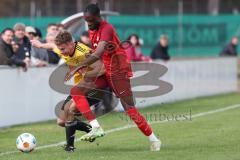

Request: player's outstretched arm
left=82, top=41, right=107, bottom=66
left=31, top=39, right=57, bottom=50
left=65, top=41, right=107, bottom=81
left=84, top=60, right=105, bottom=78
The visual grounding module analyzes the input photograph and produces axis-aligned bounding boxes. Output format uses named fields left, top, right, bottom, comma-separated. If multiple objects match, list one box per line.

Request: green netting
left=1, top=15, right=240, bottom=56
left=108, top=15, right=240, bottom=56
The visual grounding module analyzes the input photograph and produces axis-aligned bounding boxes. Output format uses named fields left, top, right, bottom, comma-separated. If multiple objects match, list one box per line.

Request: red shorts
left=94, top=74, right=133, bottom=97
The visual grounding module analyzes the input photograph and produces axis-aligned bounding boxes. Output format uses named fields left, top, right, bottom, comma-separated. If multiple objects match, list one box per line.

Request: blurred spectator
left=34, top=27, right=43, bottom=40
left=0, top=28, right=27, bottom=70
left=126, top=34, right=152, bottom=62
left=80, top=31, right=91, bottom=47
left=45, top=32, right=60, bottom=64
left=31, top=31, right=60, bottom=65
left=25, top=26, right=36, bottom=41
left=150, top=34, right=170, bottom=61
left=220, top=36, right=238, bottom=57
left=47, top=23, right=58, bottom=35
left=11, top=40, right=19, bottom=53
left=56, top=23, right=65, bottom=32
left=13, top=23, right=31, bottom=66
left=31, top=47, right=48, bottom=67
left=30, top=29, right=48, bottom=67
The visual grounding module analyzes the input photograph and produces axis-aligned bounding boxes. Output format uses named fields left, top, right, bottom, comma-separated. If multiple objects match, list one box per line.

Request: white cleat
left=80, top=127, right=105, bottom=141
left=150, top=140, right=161, bottom=151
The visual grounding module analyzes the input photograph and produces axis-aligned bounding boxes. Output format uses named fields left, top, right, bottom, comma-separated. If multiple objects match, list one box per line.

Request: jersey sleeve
left=100, top=24, right=114, bottom=42
left=52, top=48, right=62, bottom=57
left=53, top=47, right=69, bottom=63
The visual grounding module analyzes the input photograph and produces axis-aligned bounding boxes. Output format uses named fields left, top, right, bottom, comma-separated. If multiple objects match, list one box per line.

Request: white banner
left=0, top=58, right=238, bottom=127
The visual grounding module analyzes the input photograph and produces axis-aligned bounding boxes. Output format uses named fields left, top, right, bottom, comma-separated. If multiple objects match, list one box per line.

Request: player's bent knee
left=69, top=104, right=77, bottom=113
left=57, top=118, right=65, bottom=127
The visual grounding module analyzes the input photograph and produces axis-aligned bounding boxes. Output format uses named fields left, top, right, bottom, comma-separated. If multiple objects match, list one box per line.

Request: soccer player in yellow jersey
left=53, top=41, right=94, bottom=83
left=31, top=31, right=105, bottom=152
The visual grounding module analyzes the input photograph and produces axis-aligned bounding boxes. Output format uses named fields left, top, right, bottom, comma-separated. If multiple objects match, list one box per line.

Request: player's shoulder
left=53, top=47, right=62, bottom=56
left=76, top=42, right=91, bottom=51
left=75, top=42, right=91, bottom=55
left=101, top=21, right=114, bottom=30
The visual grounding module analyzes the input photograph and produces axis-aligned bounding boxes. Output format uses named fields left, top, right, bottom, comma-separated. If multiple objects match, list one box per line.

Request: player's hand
left=77, top=66, right=88, bottom=75
left=23, top=57, right=31, bottom=67
left=21, top=61, right=28, bottom=72
left=22, top=66, right=28, bottom=72
left=65, top=65, right=87, bottom=82
left=65, top=67, right=75, bottom=82
left=65, top=71, right=73, bottom=82
left=30, top=39, right=42, bottom=48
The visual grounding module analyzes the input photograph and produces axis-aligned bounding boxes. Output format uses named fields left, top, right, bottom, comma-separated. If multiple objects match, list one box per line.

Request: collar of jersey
left=69, top=42, right=77, bottom=57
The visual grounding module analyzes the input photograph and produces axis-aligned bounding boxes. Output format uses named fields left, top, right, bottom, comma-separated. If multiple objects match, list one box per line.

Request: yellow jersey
left=53, top=42, right=91, bottom=84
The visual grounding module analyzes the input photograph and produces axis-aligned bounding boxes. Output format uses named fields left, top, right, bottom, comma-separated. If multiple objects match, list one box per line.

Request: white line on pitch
left=0, top=103, right=240, bottom=156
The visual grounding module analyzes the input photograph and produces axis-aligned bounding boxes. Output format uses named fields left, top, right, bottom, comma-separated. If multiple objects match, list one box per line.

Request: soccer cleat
left=80, top=127, right=105, bottom=141
left=62, top=144, right=75, bottom=152
left=150, top=140, right=161, bottom=151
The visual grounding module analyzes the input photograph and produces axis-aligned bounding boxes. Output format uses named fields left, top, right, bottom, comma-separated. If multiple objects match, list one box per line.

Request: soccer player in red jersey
left=67, top=3, right=161, bottom=151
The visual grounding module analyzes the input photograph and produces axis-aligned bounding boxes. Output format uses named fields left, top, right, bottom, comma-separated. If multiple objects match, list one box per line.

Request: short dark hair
left=127, top=34, right=140, bottom=46
left=47, top=23, right=57, bottom=28
left=56, top=23, right=65, bottom=29
left=55, top=31, right=72, bottom=45
left=84, top=3, right=100, bottom=16
left=34, top=27, right=42, bottom=38
left=1, top=28, right=14, bottom=34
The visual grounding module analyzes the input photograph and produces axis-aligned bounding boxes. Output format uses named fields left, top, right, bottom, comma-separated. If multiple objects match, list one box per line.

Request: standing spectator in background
left=30, top=31, right=60, bottom=65
left=56, top=23, right=65, bottom=32
left=126, top=34, right=151, bottom=62
left=47, top=23, right=58, bottom=35
left=0, top=28, right=27, bottom=70
left=30, top=28, right=48, bottom=67
left=25, top=26, right=36, bottom=41
left=151, top=34, right=170, bottom=61
left=45, top=32, right=60, bottom=64
left=45, top=23, right=60, bottom=64
left=220, top=36, right=238, bottom=56
left=13, top=23, right=31, bottom=66
left=34, top=27, right=43, bottom=40
left=11, top=39, right=19, bottom=53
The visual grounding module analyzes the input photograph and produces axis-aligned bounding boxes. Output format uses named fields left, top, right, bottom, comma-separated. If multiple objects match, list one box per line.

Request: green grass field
left=1, top=93, right=240, bottom=160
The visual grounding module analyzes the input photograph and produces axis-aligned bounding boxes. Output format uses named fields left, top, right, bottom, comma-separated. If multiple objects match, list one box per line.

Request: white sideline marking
left=1, top=104, right=240, bottom=156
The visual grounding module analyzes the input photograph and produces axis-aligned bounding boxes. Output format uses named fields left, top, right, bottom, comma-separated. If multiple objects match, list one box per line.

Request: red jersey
left=89, top=21, right=132, bottom=79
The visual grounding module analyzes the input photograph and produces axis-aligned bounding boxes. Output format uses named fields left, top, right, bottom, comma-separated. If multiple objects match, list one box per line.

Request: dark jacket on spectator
left=39, top=40, right=59, bottom=64
left=14, top=36, right=31, bottom=60
left=150, top=43, right=170, bottom=61
left=220, top=43, right=238, bottom=56
left=47, top=50, right=60, bottom=64
left=0, top=38, right=26, bottom=67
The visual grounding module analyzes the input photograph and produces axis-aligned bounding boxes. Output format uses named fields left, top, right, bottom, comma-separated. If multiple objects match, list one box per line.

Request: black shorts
left=61, top=92, right=102, bottom=110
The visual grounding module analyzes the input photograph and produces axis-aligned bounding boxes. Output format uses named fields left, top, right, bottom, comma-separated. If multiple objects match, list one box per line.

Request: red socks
left=126, top=107, right=152, bottom=136
left=70, top=86, right=152, bottom=136
left=70, top=86, right=96, bottom=122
